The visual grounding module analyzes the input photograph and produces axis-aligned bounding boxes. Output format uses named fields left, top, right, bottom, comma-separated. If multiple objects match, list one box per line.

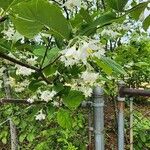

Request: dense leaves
left=10, top=0, right=71, bottom=39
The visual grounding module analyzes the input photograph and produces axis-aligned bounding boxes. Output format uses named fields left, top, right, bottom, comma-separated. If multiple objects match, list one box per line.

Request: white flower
left=60, top=46, right=79, bottom=66
left=52, top=101, right=60, bottom=107
left=8, top=53, right=16, bottom=59
left=80, top=86, right=93, bottom=97
left=40, top=90, right=56, bottom=102
left=26, top=56, right=37, bottom=65
left=15, top=65, right=35, bottom=76
left=2, top=27, right=15, bottom=40
left=0, top=67, right=5, bottom=76
left=81, top=71, right=99, bottom=85
left=35, top=110, right=46, bottom=121
left=64, top=0, right=81, bottom=10
left=14, top=87, right=25, bottom=93
left=101, top=29, right=121, bottom=38
left=27, top=95, right=37, bottom=103
left=33, top=34, right=43, bottom=43
left=27, top=98, right=34, bottom=103
left=0, top=80, right=3, bottom=88
left=12, top=31, right=24, bottom=43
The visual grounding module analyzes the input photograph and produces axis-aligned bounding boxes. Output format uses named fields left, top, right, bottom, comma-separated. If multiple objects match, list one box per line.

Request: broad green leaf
left=94, top=57, right=113, bottom=75
left=143, top=15, right=150, bottom=30
left=94, top=56, right=126, bottom=75
left=128, top=2, right=148, bottom=20
left=47, top=47, right=60, bottom=62
left=33, top=46, right=45, bottom=57
left=10, top=0, right=71, bottom=39
left=0, top=39, right=11, bottom=52
left=53, top=83, right=64, bottom=93
left=57, top=109, right=73, bottom=129
left=29, top=80, right=44, bottom=92
left=81, top=11, right=117, bottom=35
left=0, top=0, right=26, bottom=10
left=63, top=90, right=84, bottom=109
left=79, top=8, right=92, bottom=23
left=106, top=0, right=128, bottom=12
left=43, top=65, right=57, bottom=77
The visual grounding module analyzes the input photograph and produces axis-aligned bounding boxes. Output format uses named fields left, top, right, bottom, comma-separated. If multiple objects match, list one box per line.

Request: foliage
left=0, top=0, right=150, bottom=149
left=133, top=111, right=150, bottom=149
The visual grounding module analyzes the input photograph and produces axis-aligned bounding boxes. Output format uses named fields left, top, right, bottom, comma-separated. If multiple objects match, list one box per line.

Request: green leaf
left=106, top=0, right=128, bottom=12
left=81, top=11, right=117, bottom=35
left=139, top=132, right=146, bottom=143
left=27, top=132, right=35, bottom=142
left=10, top=0, right=71, bottom=39
left=94, top=56, right=126, bottom=75
left=63, top=90, right=84, bottom=110
left=33, top=46, right=45, bottom=57
left=2, top=137, right=7, bottom=144
left=19, top=134, right=26, bottom=142
left=0, top=0, right=26, bottom=10
left=29, top=80, right=44, bottom=92
left=57, top=109, right=73, bottom=129
left=47, top=47, right=60, bottom=62
left=53, top=83, right=64, bottom=93
left=0, top=39, right=11, bottom=52
left=79, top=8, right=92, bottom=23
left=129, top=2, right=148, bottom=20
left=143, top=15, right=150, bottom=30
left=94, top=57, right=113, bottom=75
left=43, top=65, right=57, bottom=77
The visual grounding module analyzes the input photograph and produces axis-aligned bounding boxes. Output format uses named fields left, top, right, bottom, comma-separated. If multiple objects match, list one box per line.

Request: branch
left=0, top=98, right=46, bottom=105
left=0, top=52, right=40, bottom=72
left=40, top=37, right=52, bottom=69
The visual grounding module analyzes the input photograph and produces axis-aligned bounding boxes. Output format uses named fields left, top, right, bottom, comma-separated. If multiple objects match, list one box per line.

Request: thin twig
left=40, top=37, right=52, bottom=69
left=0, top=98, right=46, bottom=105
left=0, top=52, right=39, bottom=72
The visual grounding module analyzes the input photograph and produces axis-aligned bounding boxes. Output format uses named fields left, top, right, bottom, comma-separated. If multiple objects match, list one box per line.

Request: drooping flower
left=60, top=46, right=79, bottom=66
left=26, top=56, right=37, bottom=65
left=27, top=98, right=34, bottom=103
left=0, top=80, right=3, bottom=88
left=27, top=95, right=37, bottom=103
left=35, top=110, right=46, bottom=121
left=64, top=0, right=81, bottom=10
left=40, top=90, right=56, bottom=102
left=2, top=26, right=15, bottom=41
left=81, top=71, right=99, bottom=85
left=15, top=65, right=35, bottom=76
left=0, top=67, right=5, bottom=76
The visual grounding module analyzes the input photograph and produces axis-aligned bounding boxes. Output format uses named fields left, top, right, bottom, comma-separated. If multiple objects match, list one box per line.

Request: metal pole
left=129, top=97, right=133, bottom=150
left=93, top=86, right=104, bottom=150
left=118, top=96, right=125, bottom=150
left=3, top=67, right=18, bottom=150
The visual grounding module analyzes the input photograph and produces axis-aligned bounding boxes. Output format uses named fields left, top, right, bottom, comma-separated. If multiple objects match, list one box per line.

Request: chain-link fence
left=0, top=86, right=150, bottom=150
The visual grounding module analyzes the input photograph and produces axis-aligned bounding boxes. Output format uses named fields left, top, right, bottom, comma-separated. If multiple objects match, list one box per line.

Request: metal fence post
left=129, top=97, right=133, bottom=150
left=3, top=67, right=18, bottom=150
left=118, top=96, right=125, bottom=150
left=93, top=86, right=104, bottom=150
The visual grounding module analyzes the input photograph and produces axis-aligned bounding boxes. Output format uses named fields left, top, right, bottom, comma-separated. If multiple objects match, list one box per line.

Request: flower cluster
left=15, top=65, right=35, bottom=76
left=35, top=110, right=46, bottom=121
left=60, top=39, right=105, bottom=66
left=40, top=90, right=57, bottom=102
